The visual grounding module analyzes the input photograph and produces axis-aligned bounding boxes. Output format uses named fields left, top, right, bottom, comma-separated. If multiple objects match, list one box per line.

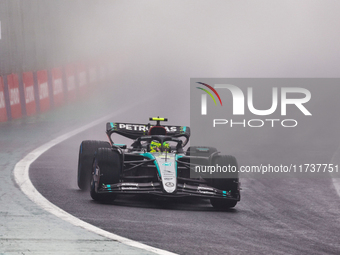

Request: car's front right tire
left=90, top=148, right=121, bottom=202
left=77, top=140, right=111, bottom=190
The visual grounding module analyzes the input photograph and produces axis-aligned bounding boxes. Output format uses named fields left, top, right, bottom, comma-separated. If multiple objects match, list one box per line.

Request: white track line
left=13, top=110, right=177, bottom=255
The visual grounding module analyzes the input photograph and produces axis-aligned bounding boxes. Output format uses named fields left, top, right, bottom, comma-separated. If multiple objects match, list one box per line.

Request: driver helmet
left=150, top=141, right=170, bottom=152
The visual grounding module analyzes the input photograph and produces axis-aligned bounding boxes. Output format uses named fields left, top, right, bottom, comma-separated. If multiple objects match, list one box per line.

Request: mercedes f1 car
left=77, top=117, right=240, bottom=209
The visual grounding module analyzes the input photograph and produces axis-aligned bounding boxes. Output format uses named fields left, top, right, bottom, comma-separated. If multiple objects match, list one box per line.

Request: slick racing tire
left=77, top=140, right=111, bottom=190
left=90, top=148, right=121, bottom=202
left=186, top=146, right=218, bottom=157
left=209, top=155, right=239, bottom=209
left=187, top=146, right=219, bottom=179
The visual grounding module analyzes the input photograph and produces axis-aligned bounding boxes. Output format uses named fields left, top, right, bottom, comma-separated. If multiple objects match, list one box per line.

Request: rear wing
left=106, top=122, right=190, bottom=146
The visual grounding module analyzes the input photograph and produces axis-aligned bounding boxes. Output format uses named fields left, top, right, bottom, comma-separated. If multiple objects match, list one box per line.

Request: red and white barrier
left=0, top=76, right=7, bottom=122
left=7, top=74, right=22, bottom=119
left=37, top=70, right=50, bottom=112
left=23, top=72, right=36, bottom=116
left=76, top=63, right=88, bottom=96
left=64, top=64, right=77, bottom=102
left=0, top=59, right=108, bottom=122
left=51, top=67, right=64, bottom=107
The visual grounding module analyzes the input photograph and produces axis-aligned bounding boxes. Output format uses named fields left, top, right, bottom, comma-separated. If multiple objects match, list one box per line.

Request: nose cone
left=154, top=153, right=177, bottom=193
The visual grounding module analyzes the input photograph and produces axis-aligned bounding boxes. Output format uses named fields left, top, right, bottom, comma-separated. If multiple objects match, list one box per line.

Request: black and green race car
left=77, top=117, right=241, bottom=209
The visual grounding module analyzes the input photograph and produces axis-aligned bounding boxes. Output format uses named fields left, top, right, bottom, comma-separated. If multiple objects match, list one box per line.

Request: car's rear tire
left=77, top=140, right=111, bottom=190
left=185, top=146, right=219, bottom=179
left=90, top=148, right=121, bottom=202
left=209, top=155, right=239, bottom=209
left=186, top=146, right=218, bottom=157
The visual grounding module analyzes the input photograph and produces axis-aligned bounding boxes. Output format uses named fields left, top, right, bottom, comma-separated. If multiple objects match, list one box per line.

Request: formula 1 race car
left=77, top=117, right=240, bottom=209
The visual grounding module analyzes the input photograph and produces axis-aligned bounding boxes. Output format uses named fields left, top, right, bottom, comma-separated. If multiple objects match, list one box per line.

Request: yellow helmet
left=150, top=141, right=170, bottom=152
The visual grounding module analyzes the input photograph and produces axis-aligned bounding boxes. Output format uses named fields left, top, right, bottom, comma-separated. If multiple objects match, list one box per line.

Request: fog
left=100, top=0, right=340, bottom=78
left=1, top=0, right=340, bottom=125
left=1, top=3, right=340, bottom=253
left=95, top=0, right=340, bottom=126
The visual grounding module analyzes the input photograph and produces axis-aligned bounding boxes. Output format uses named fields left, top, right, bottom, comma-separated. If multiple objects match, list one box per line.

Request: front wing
left=97, top=181, right=240, bottom=201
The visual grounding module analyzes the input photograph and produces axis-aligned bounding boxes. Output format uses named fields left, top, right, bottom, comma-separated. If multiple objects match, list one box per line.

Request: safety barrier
left=51, top=67, right=65, bottom=107
left=64, top=64, right=77, bottom=102
left=23, top=72, right=37, bottom=116
left=7, top=73, right=22, bottom=119
left=76, top=62, right=88, bottom=97
left=37, top=70, right=50, bottom=113
left=0, top=62, right=109, bottom=122
left=0, top=76, right=7, bottom=122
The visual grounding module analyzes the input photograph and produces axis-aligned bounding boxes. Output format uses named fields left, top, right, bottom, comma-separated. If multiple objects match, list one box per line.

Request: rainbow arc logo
left=196, top=82, right=222, bottom=115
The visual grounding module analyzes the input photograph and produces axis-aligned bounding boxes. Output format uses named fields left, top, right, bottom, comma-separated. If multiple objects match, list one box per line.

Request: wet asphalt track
left=28, top=96, right=340, bottom=255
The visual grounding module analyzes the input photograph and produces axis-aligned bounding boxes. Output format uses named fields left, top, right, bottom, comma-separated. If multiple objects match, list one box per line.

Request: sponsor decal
left=0, top=91, right=5, bottom=109
left=39, top=82, right=49, bottom=100
left=121, top=183, right=139, bottom=186
left=53, top=78, right=63, bottom=95
left=162, top=162, right=172, bottom=166
left=197, top=186, right=215, bottom=191
left=165, top=182, right=175, bottom=187
left=121, top=187, right=138, bottom=190
left=118, top=123, right=178, bottom=132
left=25, top=86, right=35, bottom=104
left=198, top=190, right=216, bottom=195
left=160, top=155, right=174, bottom=159
left=10, top=88, right=20, bottom=105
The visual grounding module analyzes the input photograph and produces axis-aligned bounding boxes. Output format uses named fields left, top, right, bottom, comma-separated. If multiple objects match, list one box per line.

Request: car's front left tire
left=209, top=155, right=240, bottom=209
